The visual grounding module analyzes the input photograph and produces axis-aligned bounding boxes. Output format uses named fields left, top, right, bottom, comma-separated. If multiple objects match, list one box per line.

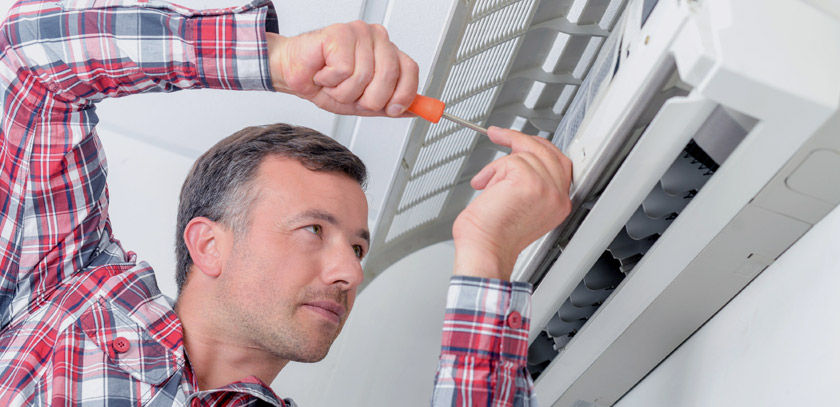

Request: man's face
left=214, top=156, right=369, bottom=363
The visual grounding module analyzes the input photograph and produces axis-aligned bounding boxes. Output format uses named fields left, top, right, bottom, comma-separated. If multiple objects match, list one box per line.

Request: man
left=0, top=0, right=572, bottom=406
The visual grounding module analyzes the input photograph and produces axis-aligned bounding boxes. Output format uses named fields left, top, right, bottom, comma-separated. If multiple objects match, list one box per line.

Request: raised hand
left=452, top=127, right=573, bottom=281
left=266, top=22, right=419, bottom=117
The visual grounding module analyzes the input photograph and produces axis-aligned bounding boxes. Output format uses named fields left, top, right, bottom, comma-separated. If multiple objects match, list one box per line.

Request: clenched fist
left=266, top=22, right=419, bottom=117
left=452, top=127, right=573, bottom=281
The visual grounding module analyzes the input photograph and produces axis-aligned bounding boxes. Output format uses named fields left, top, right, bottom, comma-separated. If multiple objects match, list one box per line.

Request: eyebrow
left=291, top=209, right=370, bottom=246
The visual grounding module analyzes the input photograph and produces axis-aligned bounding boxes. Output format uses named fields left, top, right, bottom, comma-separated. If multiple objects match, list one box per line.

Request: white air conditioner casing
left=360, top=0, right=840, bottom=405
left=521, top=0, right=840, bottom=406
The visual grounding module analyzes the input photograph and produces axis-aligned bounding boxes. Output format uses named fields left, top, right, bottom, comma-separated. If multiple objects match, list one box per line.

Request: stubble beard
left=216, top=270, right=347, bottom=363
left=260, top=298, right=345, bottom=363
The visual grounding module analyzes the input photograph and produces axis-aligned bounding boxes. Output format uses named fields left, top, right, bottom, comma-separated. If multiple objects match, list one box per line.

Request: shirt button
left=113, top=337, right=131, bottom=353
left=507, top=311, right=523, bottom=330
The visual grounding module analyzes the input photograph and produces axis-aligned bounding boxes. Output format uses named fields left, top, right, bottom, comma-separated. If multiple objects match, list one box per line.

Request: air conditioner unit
left=361, top=0, right=840, bottom=406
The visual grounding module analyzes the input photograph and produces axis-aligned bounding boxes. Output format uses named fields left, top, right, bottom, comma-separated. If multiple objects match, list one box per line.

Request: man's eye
left=304, top=225, right=322, bottom=235
left=353, top=245, right=364, bottom=259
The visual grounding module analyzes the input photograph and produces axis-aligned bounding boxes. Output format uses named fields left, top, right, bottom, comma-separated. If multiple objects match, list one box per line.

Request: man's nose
left=323, top=242, right=365, bottom=290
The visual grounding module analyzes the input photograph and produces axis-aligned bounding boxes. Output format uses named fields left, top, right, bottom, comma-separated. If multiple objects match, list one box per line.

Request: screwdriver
left=406, top=95, right=488, bottom=135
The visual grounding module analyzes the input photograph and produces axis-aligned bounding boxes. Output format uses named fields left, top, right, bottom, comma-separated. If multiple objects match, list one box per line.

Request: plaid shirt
left=0, top=0, right=535, bottom=405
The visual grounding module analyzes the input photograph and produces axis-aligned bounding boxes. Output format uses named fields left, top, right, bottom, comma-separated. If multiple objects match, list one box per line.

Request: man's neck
left=175, top=290, right=288, bottom=390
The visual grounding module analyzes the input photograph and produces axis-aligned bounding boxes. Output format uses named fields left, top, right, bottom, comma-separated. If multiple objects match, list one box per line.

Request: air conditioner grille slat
left=457, top=0, right=536, bottom=62
left=373, top=0, right=631, bottom=278
left=527, top=136, right=732, bottom=379
left=385, top=190, right=451, bottom=243
left=413, top=131, right=478, bottom=176
left=441, top=39, right=519, bottom=104
left=399, top=157, right=467, bottom=211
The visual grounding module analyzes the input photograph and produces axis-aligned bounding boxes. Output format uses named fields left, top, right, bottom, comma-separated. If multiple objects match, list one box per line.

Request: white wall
left=615, top=204, right=840, bottom=407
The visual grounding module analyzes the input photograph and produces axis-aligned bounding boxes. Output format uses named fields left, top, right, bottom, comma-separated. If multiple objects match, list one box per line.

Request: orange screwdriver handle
left=407, top=94, right=445, bottom=123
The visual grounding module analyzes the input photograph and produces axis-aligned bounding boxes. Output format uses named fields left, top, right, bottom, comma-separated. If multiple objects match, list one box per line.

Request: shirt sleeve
left=432, top=276, right=538, bottom=407
left=0, top=0, right=277, bottom=330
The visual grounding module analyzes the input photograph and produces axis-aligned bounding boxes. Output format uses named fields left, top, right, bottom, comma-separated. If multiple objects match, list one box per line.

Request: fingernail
left=387, top=104, right=403, bottom=117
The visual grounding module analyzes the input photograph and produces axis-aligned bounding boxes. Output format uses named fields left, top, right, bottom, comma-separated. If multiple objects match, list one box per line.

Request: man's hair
left=174, top=123, right=367, bottom=293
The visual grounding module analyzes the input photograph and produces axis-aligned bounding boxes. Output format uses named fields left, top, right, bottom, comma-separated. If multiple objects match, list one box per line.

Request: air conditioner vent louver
left=385, top=190, right=450, bottom=242
left=527, top=137, right=725, bottom=379
left=368, top=0, right=631, bottom=266
left=440, top=39, right=518, bottom=104
left=458, top=0, right=536, bottom=61
left=412, top=131, right=478, bottom=176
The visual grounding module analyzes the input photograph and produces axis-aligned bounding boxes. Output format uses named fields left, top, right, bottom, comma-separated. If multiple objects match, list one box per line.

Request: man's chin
left=293, top=353, right=328, bottom=363
left=289, top=344, right=331, bottom=363
left=273, top=315, right=343, bottom=362
left=283, top=331, right=337, bottom=363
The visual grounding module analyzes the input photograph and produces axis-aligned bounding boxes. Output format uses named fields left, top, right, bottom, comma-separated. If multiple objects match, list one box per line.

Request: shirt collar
left=187, top=375, right=287, bottom=407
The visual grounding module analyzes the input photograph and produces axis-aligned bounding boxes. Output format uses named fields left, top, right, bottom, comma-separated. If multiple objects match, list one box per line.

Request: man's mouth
left=302, top=301, right=346, bottom=325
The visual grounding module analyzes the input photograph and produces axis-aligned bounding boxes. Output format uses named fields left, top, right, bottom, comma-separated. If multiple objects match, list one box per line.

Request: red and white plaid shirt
left=0, top=0, right=535, bottom=405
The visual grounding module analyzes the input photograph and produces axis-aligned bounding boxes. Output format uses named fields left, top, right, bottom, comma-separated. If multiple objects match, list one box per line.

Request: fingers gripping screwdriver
left=407, top=95, right=488, bottom=135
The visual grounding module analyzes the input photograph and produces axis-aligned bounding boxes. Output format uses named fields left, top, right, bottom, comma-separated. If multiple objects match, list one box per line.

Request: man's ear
left=183, top=217, right=227, bottom=278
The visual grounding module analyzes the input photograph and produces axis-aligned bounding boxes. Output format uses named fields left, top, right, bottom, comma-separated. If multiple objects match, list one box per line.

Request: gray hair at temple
left=174, top=123, right=367, bottom=294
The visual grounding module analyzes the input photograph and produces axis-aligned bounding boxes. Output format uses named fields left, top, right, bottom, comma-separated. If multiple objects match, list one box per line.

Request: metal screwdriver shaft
left=407, top=94, right=487, bottom=135
left=441, top=112, right=488, bottom=135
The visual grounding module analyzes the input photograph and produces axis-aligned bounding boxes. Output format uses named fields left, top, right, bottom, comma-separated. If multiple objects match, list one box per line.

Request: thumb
left=471, top=165, right=496, bottom=190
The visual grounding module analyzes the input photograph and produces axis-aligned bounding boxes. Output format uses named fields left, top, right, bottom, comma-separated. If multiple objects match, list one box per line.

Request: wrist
left=452, top=241, right=516, bottom=281
left=265, top=32, right=291, bottom=94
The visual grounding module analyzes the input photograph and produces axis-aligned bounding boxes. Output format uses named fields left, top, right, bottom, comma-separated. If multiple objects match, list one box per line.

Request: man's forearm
left=8, top=0, right=276, bottom=103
